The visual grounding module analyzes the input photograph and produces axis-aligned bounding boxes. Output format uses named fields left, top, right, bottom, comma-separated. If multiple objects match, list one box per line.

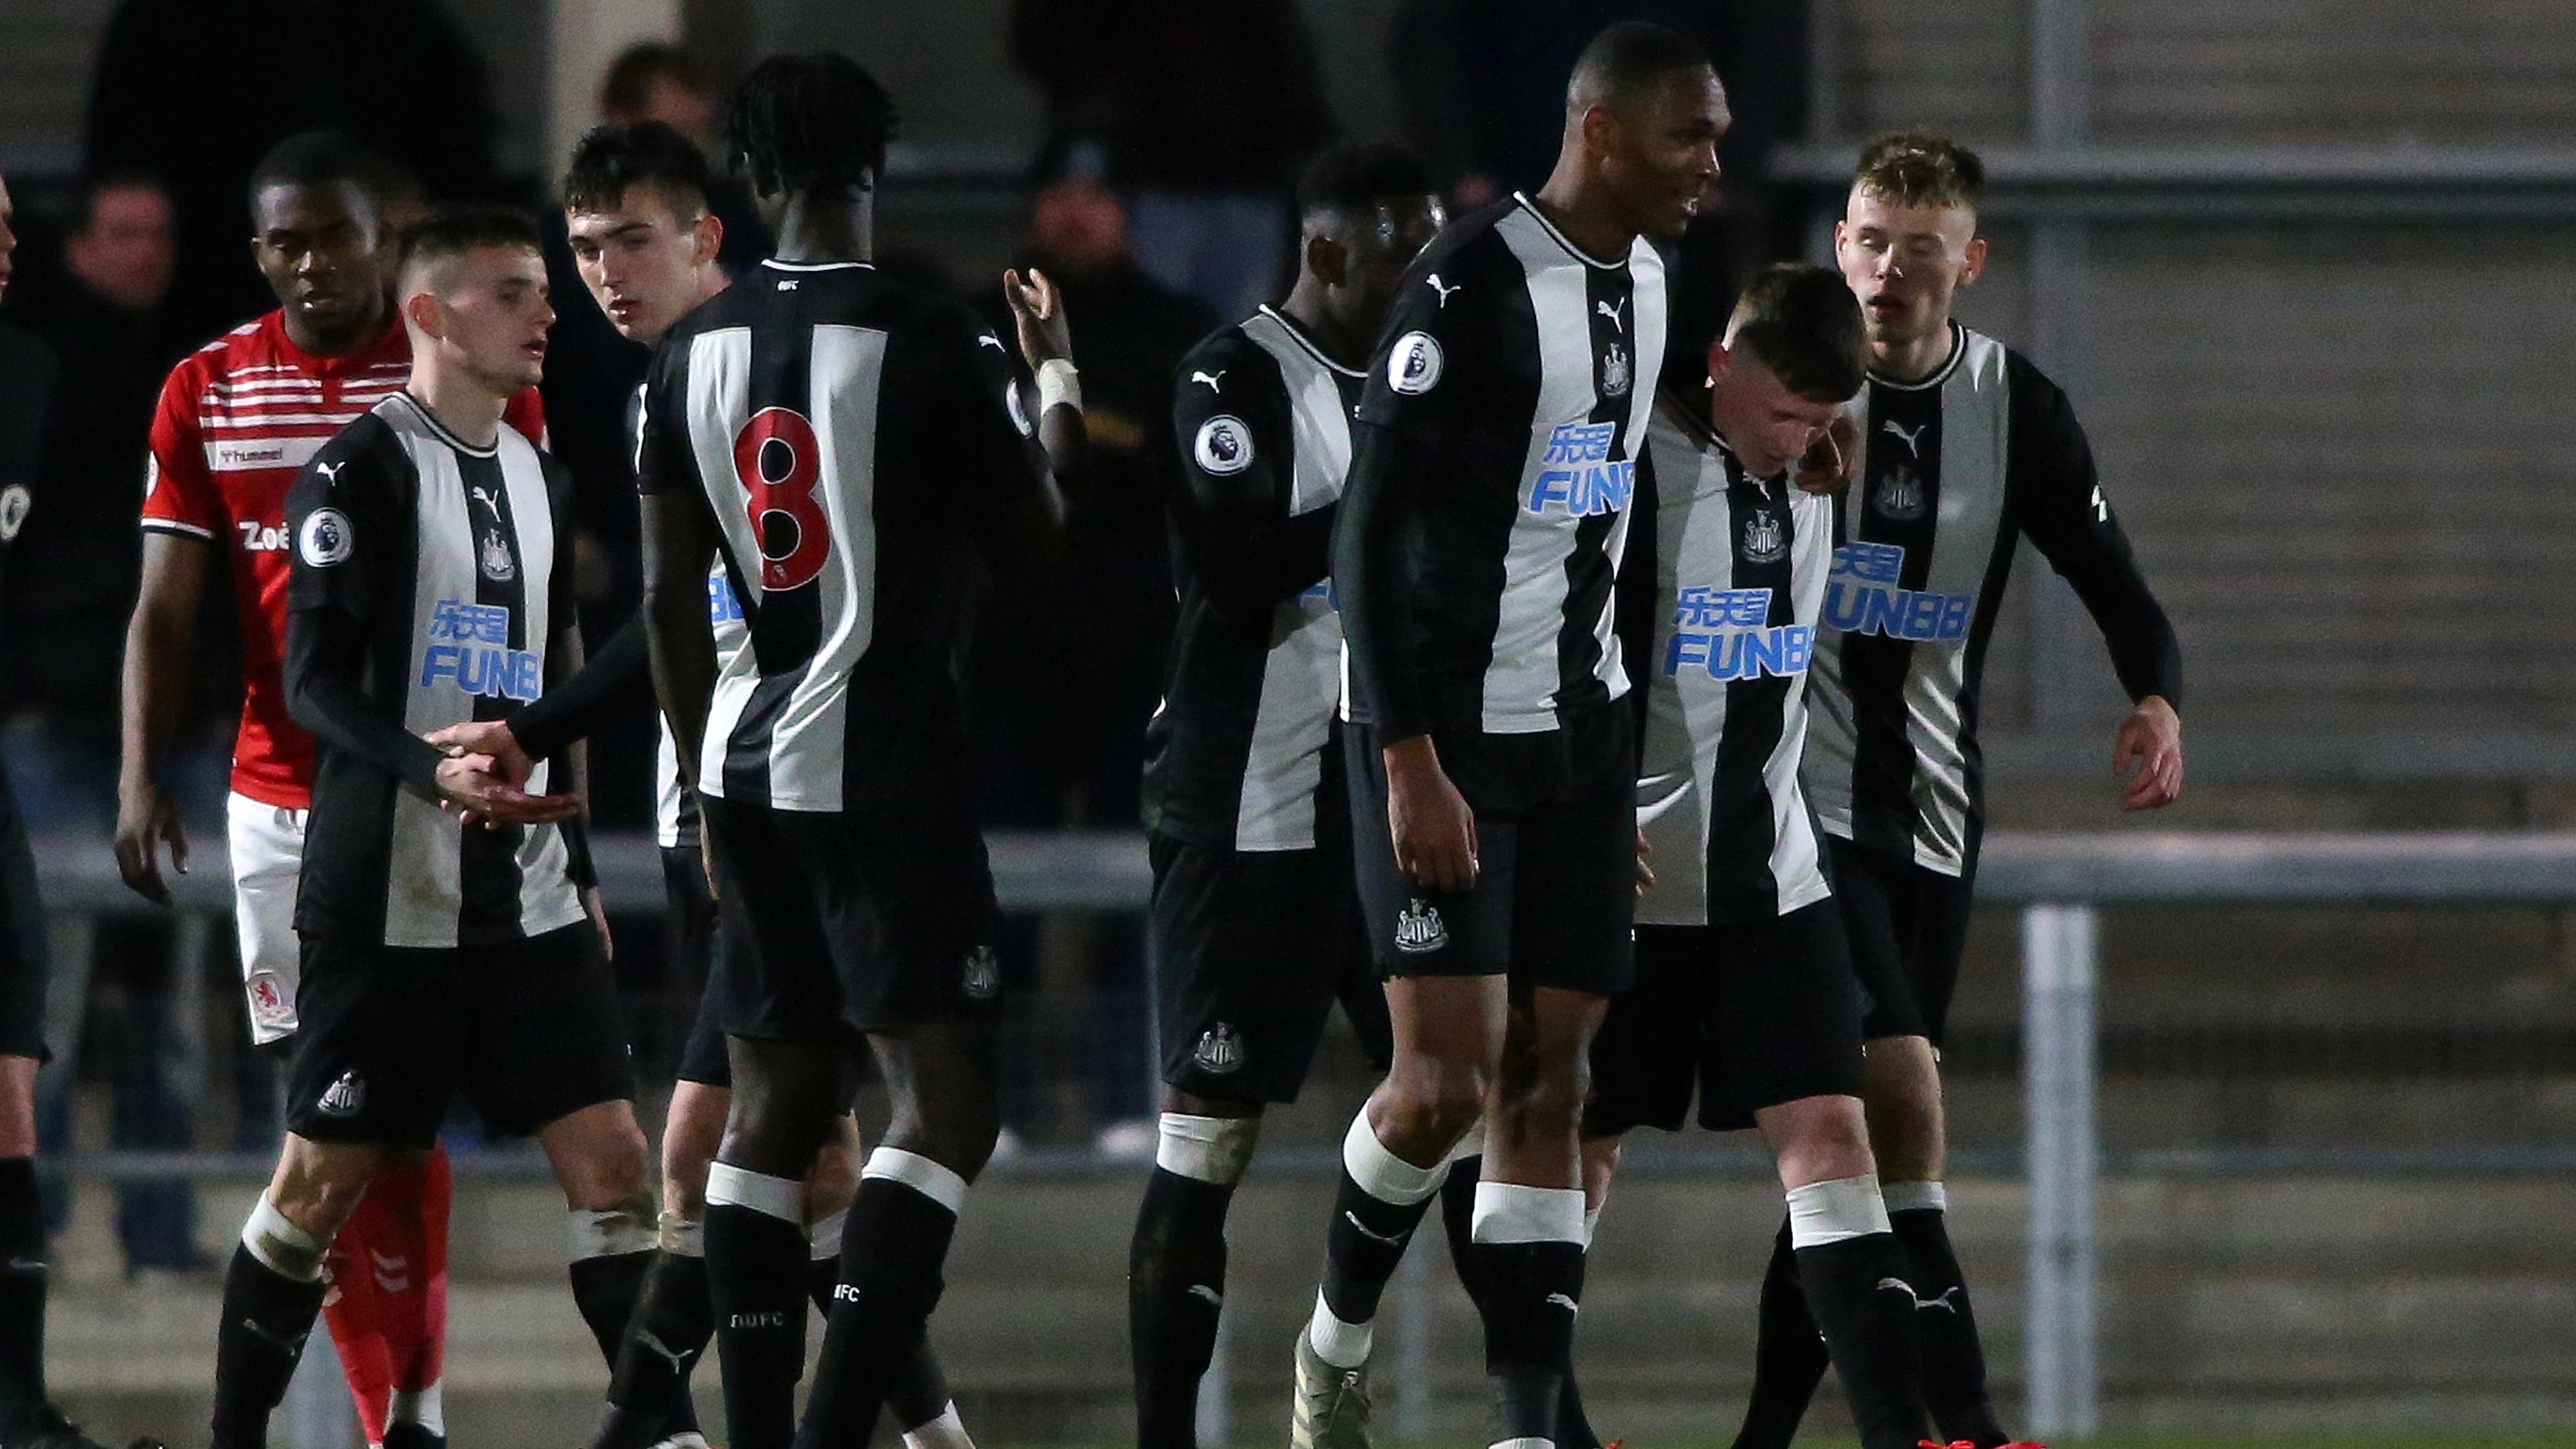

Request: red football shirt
left=141, top=312, right=545, bottom=807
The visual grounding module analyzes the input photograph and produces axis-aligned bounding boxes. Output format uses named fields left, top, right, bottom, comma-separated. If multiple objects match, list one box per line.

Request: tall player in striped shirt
left=114, top=133, right=543, bottom=1449
left=1733, top=134, right=2186, bottom=1449
left=1294, top=24, right=1719, bottom=1449
left=638, top=56, right=1057, bottom=1449
left=1584, top=265, right=1946, bottom=1449
left=209, top=205, right=657, bottom=1449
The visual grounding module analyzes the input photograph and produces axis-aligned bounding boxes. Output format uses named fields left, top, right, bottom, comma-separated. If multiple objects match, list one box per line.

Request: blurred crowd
left=0, top=0, right=1805, bottom=1276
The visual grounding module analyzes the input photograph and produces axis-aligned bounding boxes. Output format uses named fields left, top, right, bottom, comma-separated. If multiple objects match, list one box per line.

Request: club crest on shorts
left=1193, top=1023, right=1244, bottom=1075
left=317, top=1070, right=365, bottom=1118
left=247, top=973, right=293, bottom=1033
left=960, top=945, right=1001, bottom=1001
left=0, top=484, right=28, bottom=543
left=1393, top=897, right=1448, bottom=955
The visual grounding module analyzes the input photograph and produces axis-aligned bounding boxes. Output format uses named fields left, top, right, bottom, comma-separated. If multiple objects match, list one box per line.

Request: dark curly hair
left=725, top=52, right=900, bottom=198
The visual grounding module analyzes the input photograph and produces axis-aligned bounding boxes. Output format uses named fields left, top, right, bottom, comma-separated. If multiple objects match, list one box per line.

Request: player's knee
left=1379, top=1058, right=1488, bottom=1143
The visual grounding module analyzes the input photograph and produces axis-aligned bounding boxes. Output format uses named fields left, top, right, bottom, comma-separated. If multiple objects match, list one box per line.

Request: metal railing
left=36, top=828, right=2576, bottom=1441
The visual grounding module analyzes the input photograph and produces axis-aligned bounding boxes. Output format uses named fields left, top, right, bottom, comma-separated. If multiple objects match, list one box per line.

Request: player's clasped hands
left=423, top=720, right=577, bottom=828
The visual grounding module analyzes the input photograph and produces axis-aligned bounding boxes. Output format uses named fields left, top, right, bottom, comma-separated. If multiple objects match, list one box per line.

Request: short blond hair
left=1853, top=132, right=1985, bottom=210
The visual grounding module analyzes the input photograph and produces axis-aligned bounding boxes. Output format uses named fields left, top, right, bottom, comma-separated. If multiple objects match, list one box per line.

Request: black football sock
left=1130, top=1165, right=1234, bottom=1449
left=568, top=1210, right=658, bottom=1369
left=1786, top=1179, right=1930, bottom=1449
left=1554, top=1198, right=1603, bottom=1449
left=595, top=1247, right=712, bottom=1449
left=212, top=1199, right=332, bottom=1449
left=1468, top=1183, right=1588, bottom=1449
left=0, top=1158, right=48, bottom=1434
left=805, top=1208, right=954, bottom=1436
left=1888, top=1185, right=2010, bottom=1448
left=1440, top=1154, right=1484, bottom=1305
left=793, top=1153, right=967, bottom=1449
left=706, top=1166, right=817, bottom=1449
left=1731, top=1217, right=1830, bottom=1449
left=1310, top=1112, right=1448, bottom=1368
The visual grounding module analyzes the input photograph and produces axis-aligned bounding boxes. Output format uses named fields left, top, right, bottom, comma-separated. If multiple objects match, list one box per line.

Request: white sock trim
left=1580, top=1203, right=1602, bottom=1249
left=570, top=1206, right=656, bottom=1261
left=1786, top=1174, right=1892, bottom=1248
left=1490, top=1438, right=1552, bottom=1449
left=808, top=1207, right=848, bottom=1261
left=1156, top=1112, right=1260, bottom=1185
left=242, top=1194, right=328, bottom=1282
left=1882, top=1179, right=1947, bottom=1214
left=1470, top=1182, right=1587, bottom=1245
left=1342, top=1113, right=1447, bottom=1206
left=660, top=1213, right=706, bottom=1257
left=864, top=1147, right=970, bottom=1215
left=389, top=1383, right=443, bottom=1434
left=1307, top=1289, right=1372, bottom=1368
left=705, top=1162, right=804, bottom=1223
left=900, top=1402, right=970, bottom=1449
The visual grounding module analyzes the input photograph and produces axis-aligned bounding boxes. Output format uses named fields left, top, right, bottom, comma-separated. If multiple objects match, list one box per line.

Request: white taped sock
left=901, top=1403, right=973, bottom=1449
left=863, top=1147, right=969, bottom=1215
left=1882, top=1179, right=1947, bottom=1214
left=1471, top=1182, right=1587, bottom=1245
left=1308, top=1289, right=1372, bottom=1368
left=570, top=1206, right=656, bottom=1261
left=705, top=1163, right=804, bottom=1223
left=242, top=1194, right=328, bottom=1282
left=1342, top=1113, right=1447, bottom=1206
left=1156, top=1112, right=1260, bottom=1185
left=1786, top=1174, right=1892, bottom=1248
left=809, top=1207, right=848, bottom=1261
left=390, top=1383, right=443, bottom=1434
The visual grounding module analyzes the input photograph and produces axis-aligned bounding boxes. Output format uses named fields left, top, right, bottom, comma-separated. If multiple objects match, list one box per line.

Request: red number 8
left=733, top=406, right=830, bottom=591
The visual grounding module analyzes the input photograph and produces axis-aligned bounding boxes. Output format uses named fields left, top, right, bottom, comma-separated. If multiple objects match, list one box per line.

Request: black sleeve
left=2007, top=356, right=2184, bottom=709
left=937, top=306, right=1048, bottom=513
left=509, top=616, right=649, bottom=758
left=1168, top=333, right=1333, bottom=630
left=1336, top=248, right=1507, bottom=741
left=282, top=427, right=445, bottom=797
left=634, top=336, right=698, bottom=498
left=1614, top=441, right=1662, bottom=755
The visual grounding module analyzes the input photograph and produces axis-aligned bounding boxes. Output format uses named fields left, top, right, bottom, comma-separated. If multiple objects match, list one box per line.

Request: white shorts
left=228, top=791, right=308, bottom=1046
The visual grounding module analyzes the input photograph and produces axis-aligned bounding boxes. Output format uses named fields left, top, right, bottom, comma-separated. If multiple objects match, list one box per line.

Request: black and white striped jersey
left=1804, top=323, right=2183, bottom=876
left=283, top=393, right=586, bottom=949
left=637, top=259, right=1043, bottom=813
left=1631, top=389, right=1834, bottom=926
left=1336, top=193, right=1665, bottom=778
left=627, top=385, right=753, bottom=848
left=1141, top=306, right=1360, bottom=853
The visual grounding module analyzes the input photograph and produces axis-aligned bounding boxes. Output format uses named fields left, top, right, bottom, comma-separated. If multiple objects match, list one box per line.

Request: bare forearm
left=643, top=587, right=717, bottom=791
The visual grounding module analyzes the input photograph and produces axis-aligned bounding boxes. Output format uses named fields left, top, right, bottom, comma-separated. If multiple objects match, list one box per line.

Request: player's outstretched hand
left=1003, top=267, right=1071, bottom=367
left=424, top=719, right=535, bottom=784
left=1795, top=408, right=1861, bottom=496
left=2114, top=694, right=2184, bottom=811
left=434, top=753, right=580, bottom=827
left=113, top=781, right=188, bottom=906
left=1383, top=735, right=1479, bottom=892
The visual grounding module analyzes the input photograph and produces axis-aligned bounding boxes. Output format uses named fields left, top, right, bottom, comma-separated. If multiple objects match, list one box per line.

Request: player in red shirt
left=112, top=133, right=537, bottom=1449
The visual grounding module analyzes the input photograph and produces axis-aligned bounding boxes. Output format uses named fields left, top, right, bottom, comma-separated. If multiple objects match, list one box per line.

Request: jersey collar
left=1512, top=192, right=1629, bottom=271
left=1866, top=321, right=1967, bottom=392
left=390, top=391, right=499, bottom=458
left=1255, top=305, right=1366, bottom=378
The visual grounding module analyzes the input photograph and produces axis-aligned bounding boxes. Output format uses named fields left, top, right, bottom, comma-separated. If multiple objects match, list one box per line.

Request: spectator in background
left=1011, top=0, right=1332, bottom=319
left=83, top=0, right=498, bottom=344
left=5, top=174, right=208, bottom=1283
left=973, top=137, right=1211, bottom=840
left=598, top=42, right=774, bottom=271
left=5, top=173, right=184, bottom=825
